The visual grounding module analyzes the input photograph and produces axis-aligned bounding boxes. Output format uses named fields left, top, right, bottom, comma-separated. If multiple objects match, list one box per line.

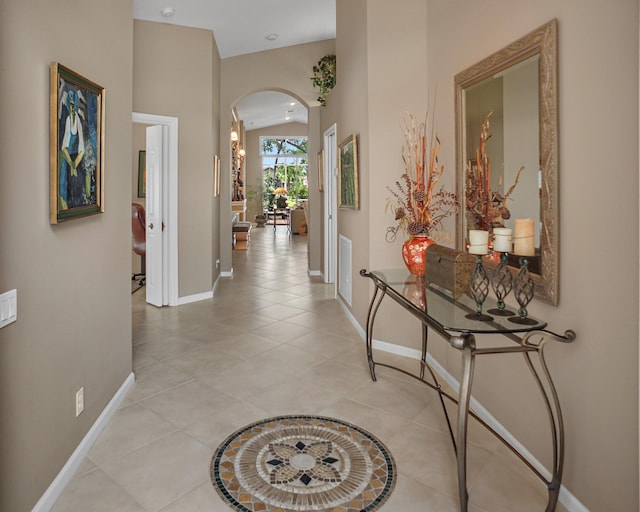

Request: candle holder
left=509, top=257, right=537, bottom=325
left=488, top=252, right=515, bottom=316
left=466, top=255, right=493, bottom=322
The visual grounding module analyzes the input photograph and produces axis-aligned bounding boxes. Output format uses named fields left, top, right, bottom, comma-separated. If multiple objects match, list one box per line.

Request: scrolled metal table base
left=361, top=268, right=575, bottom=512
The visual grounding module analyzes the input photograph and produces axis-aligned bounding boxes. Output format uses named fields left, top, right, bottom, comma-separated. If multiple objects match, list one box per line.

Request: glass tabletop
left=367, top=269, right=547, bottom=335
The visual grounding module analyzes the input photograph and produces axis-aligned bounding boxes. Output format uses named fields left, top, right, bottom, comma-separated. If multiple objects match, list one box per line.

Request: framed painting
left=137, top=150, right=146, bottom=198
left=213, top=155, right=220, bottom=197
left=317, top=149, right=324, bottom=192
left=338, top=134, right=359, bottom=209
left=50, top=63, right=105, bottom=223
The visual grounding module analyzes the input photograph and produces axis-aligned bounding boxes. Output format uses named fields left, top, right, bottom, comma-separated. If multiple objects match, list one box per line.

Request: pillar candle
left=513, top=218, right=535, bottom=256
left=468, top=230, right=489, bottom=255
left=492, top=227, right=512, bottom=253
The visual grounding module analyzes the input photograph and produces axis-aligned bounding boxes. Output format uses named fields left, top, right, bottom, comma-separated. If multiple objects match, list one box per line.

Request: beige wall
left=322, top=0, right=370, bottom=308
left=3, top=1, right=637, bottom=510
left=426, top=2, right=638, bottom=510
left=220, top=40, right=336, bottom=274
left=325, top=0, right=639, bottom=510
left=0, top=1, right=134, bottom=510
left=133, top=20, right=219, bottom=296
left=324, top=0, right=431, bottom=336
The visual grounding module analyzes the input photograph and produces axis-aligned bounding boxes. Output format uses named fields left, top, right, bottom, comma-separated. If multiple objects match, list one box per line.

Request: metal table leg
left=450, top=333, right=476, bottom=512
left=364, top=283, right=385, bottom=381
left=522, top=332, right=567, bottom=512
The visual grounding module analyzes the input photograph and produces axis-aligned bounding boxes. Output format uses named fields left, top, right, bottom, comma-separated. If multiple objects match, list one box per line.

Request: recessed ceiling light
left=265, top=33, right=279, bottom=41
left=289, top=101, right=296, bottom=106
left=161, top=7, right=174, bottom=17
left=285, top=116, right=291, bottom=121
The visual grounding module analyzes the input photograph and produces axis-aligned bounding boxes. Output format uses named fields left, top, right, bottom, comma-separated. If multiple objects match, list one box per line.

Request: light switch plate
left=0, top=289, right=17, bottom=328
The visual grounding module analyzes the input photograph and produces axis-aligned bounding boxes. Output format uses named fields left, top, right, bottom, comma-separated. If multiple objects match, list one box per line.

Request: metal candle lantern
left=466, top=230, right=493, bottom=322
left=488, top=227, right=515, bottom=316
left=509, top=257, right=537, bottom=325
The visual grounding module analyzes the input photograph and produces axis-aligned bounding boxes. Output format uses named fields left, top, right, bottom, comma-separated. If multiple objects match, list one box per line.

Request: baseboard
left=220, top=269, right=234, bottom=278
left=336, top=297, right=587, bottom=512
left=32, top=372, right=135, bottom=512
left=177, top=290, right=213, bottom=305
left=307, top=269, right=322, bottom=277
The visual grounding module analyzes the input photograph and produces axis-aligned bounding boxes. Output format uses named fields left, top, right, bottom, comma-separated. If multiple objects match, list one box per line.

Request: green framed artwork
left=137, top=150, right=146, bottom=198
left=50, top=63, right=105, bottom=223
left=317, top=149, right=324, bottom=192
left=338, top=134, right=358, bottom=209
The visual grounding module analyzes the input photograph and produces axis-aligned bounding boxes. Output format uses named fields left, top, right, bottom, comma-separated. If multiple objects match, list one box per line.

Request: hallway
left=52, top=226, right=562, bottom=512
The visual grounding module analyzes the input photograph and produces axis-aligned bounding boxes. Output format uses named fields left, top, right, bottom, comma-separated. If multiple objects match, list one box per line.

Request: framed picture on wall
left=338, top=134, right=359, bottom=209
left=213, top=155, right=220, bottom=197
left=317, top=149, right=325, bottom=192
left=137, top=150, right=146, bottom=198
left=50, top=63, right=105, bottom=223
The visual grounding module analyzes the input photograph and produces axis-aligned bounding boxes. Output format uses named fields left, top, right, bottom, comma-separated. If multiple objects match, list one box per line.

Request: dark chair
left=132, top=203, right=146, bottom=286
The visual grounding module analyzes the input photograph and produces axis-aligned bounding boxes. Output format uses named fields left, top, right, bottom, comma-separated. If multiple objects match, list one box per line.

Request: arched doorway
left=233, top=91, right=310, bottom=234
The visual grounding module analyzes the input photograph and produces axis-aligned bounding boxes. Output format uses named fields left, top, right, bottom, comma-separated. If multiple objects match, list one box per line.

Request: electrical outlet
left=216, top=258, right=220, bottom=269
left=75, top=387, right=84, bottom=417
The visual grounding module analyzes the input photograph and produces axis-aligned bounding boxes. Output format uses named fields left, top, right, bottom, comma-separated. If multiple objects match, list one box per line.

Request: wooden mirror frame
left=454, top=19, right=559, bottom=305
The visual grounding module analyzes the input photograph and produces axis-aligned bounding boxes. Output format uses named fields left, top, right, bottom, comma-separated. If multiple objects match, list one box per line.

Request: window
left=261, top=137, right=308, bottom=209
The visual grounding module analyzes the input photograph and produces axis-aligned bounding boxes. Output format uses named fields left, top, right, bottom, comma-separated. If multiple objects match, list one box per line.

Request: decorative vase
left=402, top=276, right=427, bottom=309
left=402, top=235, right=434, bottom=276
left=255, top=213, right=266, bottom=228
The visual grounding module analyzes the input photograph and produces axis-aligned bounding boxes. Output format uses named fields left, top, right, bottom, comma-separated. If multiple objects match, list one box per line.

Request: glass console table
left=360, top=269, right=575, bottom=512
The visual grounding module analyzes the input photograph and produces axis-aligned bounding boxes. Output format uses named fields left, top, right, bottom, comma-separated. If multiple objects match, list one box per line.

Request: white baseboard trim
left=336, top=298, right=587, bottom=512
left=220, top=269, right=234, bottom=278
left=336, top=298, right=364, bottom=338
left=32, top=372, right=135, bottom=512
left=308, top=269, right=322, bottom=277
left=177, top=290, right=213, bottom=305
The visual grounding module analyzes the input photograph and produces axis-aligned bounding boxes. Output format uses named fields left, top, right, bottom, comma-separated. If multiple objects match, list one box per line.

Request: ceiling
left=133, top=0, right=335, bottom=131
left=235, top=92, right=307, bottom=131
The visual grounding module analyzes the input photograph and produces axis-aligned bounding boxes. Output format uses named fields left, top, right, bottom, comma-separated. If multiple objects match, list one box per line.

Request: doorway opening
left=131, top=112, right=179, bottom=306
left=323, top=123, right=337, bottom=286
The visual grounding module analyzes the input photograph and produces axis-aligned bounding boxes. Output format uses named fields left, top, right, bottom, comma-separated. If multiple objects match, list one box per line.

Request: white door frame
left=323, top=124, right=338, bottom=286
left=132, top=112, right=179, bottom=306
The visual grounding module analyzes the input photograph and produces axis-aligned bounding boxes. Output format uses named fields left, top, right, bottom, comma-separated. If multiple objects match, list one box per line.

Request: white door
left=324, top=124, right=338, bottom=284
left=133, top=113, right=178, bottom=306
left=145, top=125, right=164, bottom=306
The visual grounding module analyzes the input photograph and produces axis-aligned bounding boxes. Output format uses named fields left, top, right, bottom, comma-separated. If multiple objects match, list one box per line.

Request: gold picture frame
left=50, top=63, right=105, bottom=223
left=338, top=134, right=359, bottom=209
left=213, top=154, right=220, bottom=197
left=317, top=149, right=325, bottom=192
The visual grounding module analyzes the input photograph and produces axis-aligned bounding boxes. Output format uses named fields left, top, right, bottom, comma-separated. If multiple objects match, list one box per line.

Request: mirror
left=455, top=19, right=558, bottom=305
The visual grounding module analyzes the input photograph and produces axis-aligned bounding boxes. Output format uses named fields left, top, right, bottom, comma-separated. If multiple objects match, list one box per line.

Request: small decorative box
left=425, top=244, right=475, bottom=299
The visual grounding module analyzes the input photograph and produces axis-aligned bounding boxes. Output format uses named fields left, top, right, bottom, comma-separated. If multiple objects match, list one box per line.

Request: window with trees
left=261, top=137, right=308, bottom=210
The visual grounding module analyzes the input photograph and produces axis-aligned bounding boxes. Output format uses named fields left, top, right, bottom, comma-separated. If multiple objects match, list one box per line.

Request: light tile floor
left=53, top=226, right=566, bottom=512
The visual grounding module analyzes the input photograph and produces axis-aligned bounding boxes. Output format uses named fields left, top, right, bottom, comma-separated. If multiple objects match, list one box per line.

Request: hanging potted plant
left=311, top=54, right=336, bottom=106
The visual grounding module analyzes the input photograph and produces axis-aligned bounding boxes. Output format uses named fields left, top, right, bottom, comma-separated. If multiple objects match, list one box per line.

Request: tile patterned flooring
left=52, top=226, right=566, bottom=512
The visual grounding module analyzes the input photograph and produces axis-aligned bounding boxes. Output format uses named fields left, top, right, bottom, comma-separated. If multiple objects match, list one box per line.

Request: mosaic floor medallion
left=210, top=415, right=396, bottom=511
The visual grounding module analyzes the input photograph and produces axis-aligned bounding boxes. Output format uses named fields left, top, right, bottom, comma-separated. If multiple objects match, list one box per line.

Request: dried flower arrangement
left=465, top=111, right=524, bottom=231
left=385, top=113, right=458, bottom=243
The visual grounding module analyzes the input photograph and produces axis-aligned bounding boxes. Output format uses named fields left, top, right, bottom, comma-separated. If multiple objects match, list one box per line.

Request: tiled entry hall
left=52, top=226, right=564, bottom=512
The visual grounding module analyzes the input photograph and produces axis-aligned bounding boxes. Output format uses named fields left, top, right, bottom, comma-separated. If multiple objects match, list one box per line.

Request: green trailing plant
left=311, top=54, right=336, bottom=106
